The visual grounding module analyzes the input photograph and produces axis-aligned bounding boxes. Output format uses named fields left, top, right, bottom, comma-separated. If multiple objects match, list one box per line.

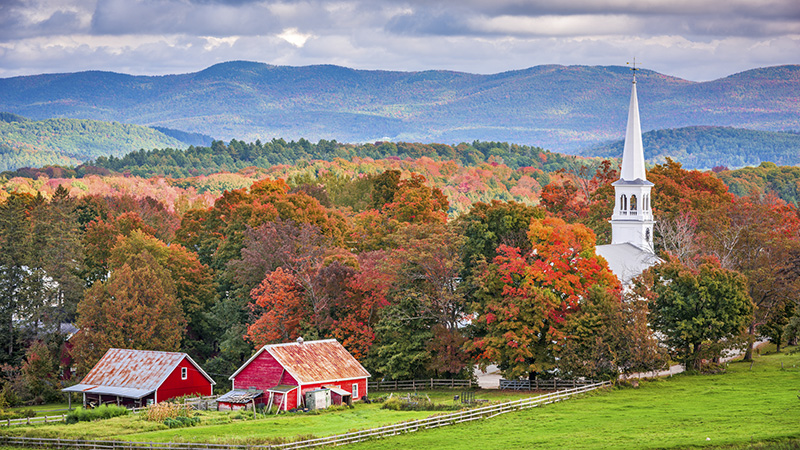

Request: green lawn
left=346, top=348, right=800, bottom=450
left=2, top=348, right=799, bottom=449
left=7, top=403, right=71, bottom=417
left=0, top=390, right=533, bottom=445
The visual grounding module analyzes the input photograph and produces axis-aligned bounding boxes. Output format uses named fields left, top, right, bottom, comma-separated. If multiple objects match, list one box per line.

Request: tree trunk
left=743, top=323, right=755, bottom=361
left=691, top=342, right=703, bottom=371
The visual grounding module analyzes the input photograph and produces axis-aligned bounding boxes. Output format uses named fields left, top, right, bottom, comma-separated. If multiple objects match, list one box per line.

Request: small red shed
left=62, top=348, right=215, bottom=408
left=226, top=338, right=370, bottom=411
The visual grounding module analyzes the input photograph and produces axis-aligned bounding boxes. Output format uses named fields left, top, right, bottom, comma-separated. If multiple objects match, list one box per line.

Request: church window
left=630, top=195, right=637, bottom=211
left=645, top=228, right=651, bottom=242
left=620, top=194, right=627, bottom=211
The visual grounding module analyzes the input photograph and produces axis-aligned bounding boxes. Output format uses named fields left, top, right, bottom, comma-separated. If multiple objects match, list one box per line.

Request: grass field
left=0, top=389, right=534, bottom=444
left=2, top=348, right=799, bottom=449
left=6, top=403, right=70, bottom=418
left=344, top=347, right=800, bottom=450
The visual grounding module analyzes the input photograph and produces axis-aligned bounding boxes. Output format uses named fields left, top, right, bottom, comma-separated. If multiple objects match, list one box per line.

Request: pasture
left=1, top=348, right=798, bottom=449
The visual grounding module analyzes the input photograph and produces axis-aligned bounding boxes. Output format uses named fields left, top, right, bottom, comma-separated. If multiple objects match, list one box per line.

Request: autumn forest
left=1, top=139, right=799, bottom=408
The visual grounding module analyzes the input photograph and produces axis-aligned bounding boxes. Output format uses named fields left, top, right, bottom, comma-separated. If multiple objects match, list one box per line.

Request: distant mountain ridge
left=0, top=61, right=798, bottom=153
left=584, top=126, right=800, bottom=169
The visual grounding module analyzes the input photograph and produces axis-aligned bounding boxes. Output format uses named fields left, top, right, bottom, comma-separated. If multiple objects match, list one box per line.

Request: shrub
left=164, top=415, right=200, bottom=428
left=144, top=402, right=192, bottom=422
left=65, top=405, right=129, bottom=424
left=0, top=408, right=36, bottom=420
left=380, top=394, right=460, bottom=412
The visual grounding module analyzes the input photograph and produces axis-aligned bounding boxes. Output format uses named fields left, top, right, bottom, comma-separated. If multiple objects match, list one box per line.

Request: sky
left=1, top=0, right=799, bottom=81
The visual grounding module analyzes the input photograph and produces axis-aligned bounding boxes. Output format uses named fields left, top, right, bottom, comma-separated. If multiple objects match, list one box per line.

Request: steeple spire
left=608, top=61, right=655, bottom=253
left=620, top=67, right=647, bottom=181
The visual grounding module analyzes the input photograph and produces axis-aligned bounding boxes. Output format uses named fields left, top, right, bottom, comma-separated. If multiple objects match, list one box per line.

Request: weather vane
left=627, top=58, right=640, bottom=82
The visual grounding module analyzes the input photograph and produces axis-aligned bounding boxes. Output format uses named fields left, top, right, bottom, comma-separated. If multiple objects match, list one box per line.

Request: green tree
left=20, top=340, right=60, bottom=402
left=637, top=258, right=753, bottom=370
left=559, top=286, right=667, bottom=380
left=367, top=293, right=435, bottom=380
left=0, top=193, right=36, bottom=364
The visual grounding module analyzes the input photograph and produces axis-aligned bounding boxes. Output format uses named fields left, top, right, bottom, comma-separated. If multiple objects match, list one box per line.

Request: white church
left=595, top=70, right=660, bottom=284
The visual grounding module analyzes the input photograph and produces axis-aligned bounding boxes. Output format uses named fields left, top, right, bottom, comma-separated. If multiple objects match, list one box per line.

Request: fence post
left=431, top=378, right=433, bottom=389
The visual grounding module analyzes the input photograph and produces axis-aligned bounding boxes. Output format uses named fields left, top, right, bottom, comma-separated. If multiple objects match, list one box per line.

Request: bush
left=144, top=402, right=192, bottom=422
left=0, top=408, right=36, bottom=420
left=65, top=405, right=129, bottom=424
left=380, top=394, right=460, bottom=412
left=164, top=415, right=200, bottom=428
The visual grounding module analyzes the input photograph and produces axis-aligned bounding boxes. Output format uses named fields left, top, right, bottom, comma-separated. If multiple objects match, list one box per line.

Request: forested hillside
left=586, top=126, right=800, bottom=169
left=717, top=162, right=800, bottom=206
left=86, top=139, right=588, bottom=177
left=1, top=62, right=797, bottom=152
left=0, top=115, right=187, bottom=171
left=0, top=155, right=561, bottom=216
left=1, top=155, right=796, bottom=408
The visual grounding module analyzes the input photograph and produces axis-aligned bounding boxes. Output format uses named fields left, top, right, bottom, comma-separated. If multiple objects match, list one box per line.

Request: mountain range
left=1, top=61, right=798, bottom=154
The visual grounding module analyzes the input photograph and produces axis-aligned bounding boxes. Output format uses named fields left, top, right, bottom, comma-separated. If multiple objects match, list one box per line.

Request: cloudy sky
left=1, top=0, right=798, bottom=81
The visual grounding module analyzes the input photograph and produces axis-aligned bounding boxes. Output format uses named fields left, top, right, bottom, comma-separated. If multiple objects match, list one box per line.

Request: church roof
left=596, top=243, right=660, bottom=284
left=620, top=77, right=647, bottom=182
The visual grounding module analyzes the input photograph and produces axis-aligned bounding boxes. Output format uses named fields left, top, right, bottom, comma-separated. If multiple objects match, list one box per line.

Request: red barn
left=225, top=338, right=370, bottom=411
left=62, top=348, right=215, bottom=408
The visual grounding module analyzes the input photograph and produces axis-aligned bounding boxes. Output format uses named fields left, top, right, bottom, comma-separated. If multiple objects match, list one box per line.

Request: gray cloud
left=0, top=0, right=797, bottom=81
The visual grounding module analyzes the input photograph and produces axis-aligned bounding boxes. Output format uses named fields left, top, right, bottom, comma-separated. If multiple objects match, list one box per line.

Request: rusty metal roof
left=231, top=339, right=370, bottom=384
left=64, top=348, right=215, bottom=396
left=216, top=389, right=263, bottom=404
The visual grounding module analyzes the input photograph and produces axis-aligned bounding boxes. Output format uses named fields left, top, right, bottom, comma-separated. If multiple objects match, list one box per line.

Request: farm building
left=62, top=348, right=215, bottom=408
left=221, top=338, right=370, bottom=412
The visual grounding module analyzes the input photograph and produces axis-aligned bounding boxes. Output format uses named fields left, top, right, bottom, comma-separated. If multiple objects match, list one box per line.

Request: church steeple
left=610, top=64, right=655, bottom=252
left=620, top=75, right=647, bottom=182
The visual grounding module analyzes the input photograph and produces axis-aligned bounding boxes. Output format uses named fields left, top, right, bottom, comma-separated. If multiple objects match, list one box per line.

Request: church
left=595, top=70, right=660, bottom=284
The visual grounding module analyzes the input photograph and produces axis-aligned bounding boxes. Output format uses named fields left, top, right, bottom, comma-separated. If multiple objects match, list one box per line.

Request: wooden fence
left=1, top=396, right=220, bottom=428
left=1, top=381, right=611, bottom=450
left=499, top=378, right=601, bottom=391
left=368, top=378, right=474, bottom=391
left=0, top=414, right=67, bottom=428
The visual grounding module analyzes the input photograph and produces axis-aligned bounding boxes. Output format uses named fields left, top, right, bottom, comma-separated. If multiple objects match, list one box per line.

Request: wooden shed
left=227, top=338, right=370, bottom=411
left=62, top=348, right=215, bottom=408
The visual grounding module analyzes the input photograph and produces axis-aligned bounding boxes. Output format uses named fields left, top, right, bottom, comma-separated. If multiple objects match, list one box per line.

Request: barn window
left=352, top=383, right=358, bottom=399
left=181, top=367, right=188, bottom=380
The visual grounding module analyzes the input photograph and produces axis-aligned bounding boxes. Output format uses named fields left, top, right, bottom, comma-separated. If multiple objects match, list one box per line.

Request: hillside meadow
left=345, top=348, right=800, bottom=450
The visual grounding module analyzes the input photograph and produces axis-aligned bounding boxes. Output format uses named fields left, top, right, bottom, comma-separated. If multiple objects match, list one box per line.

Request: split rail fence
left=1, top=396, right=220, bottom=428
left=499, top=378, right=601, bottom=391
left=1, top=381, right=610, bottom=450
left=368, top=378, right=474, bottom=391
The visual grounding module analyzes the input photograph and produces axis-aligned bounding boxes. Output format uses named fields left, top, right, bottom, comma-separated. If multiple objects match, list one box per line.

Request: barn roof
left=62, top=348, right=215, bottom=398
left=230, top=339, right=370, bottom=384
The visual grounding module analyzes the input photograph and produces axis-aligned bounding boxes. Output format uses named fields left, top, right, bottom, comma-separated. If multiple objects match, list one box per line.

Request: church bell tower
left=610, top=66, right=655, bottom=252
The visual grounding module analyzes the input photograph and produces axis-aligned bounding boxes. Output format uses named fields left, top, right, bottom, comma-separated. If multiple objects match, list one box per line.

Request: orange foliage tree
left=468, top=217, right=619, bottom=379
left=72, top=251, right=186, bottom=373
